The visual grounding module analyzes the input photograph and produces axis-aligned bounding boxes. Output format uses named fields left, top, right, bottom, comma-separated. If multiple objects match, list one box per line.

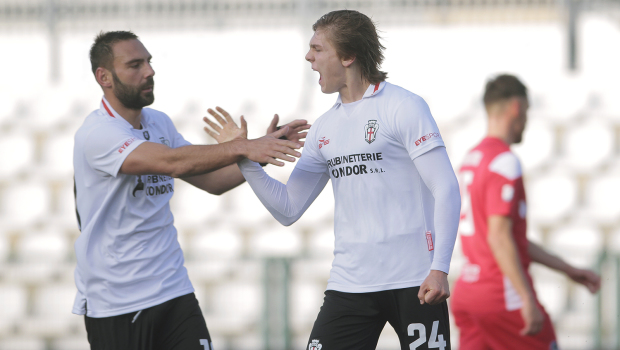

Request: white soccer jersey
left=296, top=82, right=446, bottom=293
left=72, top=97, right=194, bottom=317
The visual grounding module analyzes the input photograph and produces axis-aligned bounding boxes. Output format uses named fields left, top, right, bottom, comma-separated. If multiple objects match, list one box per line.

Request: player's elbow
left=275, top=213, right=302, bottom=227
left=279, top=217, right=298, bottom=227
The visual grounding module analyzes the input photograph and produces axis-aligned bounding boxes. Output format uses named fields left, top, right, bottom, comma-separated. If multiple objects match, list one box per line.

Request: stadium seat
left=184, top=260, right=233, bottom=284
left=249, top=224, right=302, bottom=257
left=0, top=285, right=28, bottom=336
left=535, top=76, right=587, bottom=122
left=290, top=280, right=324, bottom=331
left=0, top=91, right=16, bottom=125
left=0, top=131, right=35, bottom=180
left=206, top=281, right=261, bottom=334
left=445, top=114, right=487, bottom=169
left=307, top=225, right=335, bottom=258
left=561, top=119, right=613, bottom=172
left=0, top=337, right=46, bottom=350
left=5, top=261, right=72, bottom=285
left=0, top=233, right=10, bottom=264
left=29, top=86, right=74, bottom=131
left=511, top=118, right=554, bottom=172
left=169, top=180, right=223, bottom=227
left=291, top=259, right=332, bottom=283
left=188, top=224, right=243, bottom=260
left=530, top=265, right=568, bottom=318
left=555, top=313, right=595, bottom=346
left=527, top=171, right=577, bottom=224
left=226, top=184, right=274, bottom=226
left=49, top=180, right=80, bottom=232
left=50, top=336, right=89, bottom=350
left=20, top=284, right=80, bottom=337
left=547, top=224, right=603, bottom=267
left=1, top=182, right=51, bottom=230
left=15, top=230, right=70, bottom=263
left=229, top=332, right=263, bottom=350
left=40, top=132, right=74, bottom=179
left=294, top=184, right=335, bottom=228
left=585, top=174, right=620, bottom=224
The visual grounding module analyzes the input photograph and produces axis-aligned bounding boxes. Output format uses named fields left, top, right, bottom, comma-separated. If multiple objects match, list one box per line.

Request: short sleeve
left=391, top=95, right=445, bottom=160
left=161, top=113, right=192, bottom=148
left=295, top=123, right=328, bottom=174
left=84, top=123, right=145, bottom=177
left=485, top=152, right=522, bottom=216
left=172, top=131, right=192, bottom=148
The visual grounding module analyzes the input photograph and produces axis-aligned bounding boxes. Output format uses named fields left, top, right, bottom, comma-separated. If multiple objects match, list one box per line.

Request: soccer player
left=451, top=74, right=601, bottom=350
left=205, top=10, right=461, bottom=350
left=72, top=31, right=309, bottom=350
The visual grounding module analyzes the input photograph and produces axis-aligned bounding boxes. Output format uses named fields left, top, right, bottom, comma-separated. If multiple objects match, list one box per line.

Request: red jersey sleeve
left=486, top=173, right=519, bottom=216
left=484, top=151, right=523, bottom=217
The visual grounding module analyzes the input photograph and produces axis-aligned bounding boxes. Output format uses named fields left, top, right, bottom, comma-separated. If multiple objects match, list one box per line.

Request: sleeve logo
left=318, top=137, right=330, bottom=149
left=118, top=137, right=137, bottom=153
left=426, top=231, right=434, bottom=251
left=364, top=120, right=379, bottom=144
left=415, top=132, right=441, bottom=146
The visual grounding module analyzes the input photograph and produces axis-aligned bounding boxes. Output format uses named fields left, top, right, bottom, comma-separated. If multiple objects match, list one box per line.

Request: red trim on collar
left=102, top=99, right=115, bottom=118
left=373, top=83, right=380, bottom=94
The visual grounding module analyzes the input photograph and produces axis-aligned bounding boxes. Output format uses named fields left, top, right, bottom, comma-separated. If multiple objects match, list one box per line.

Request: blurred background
left=1, top=0, right=620, bottom=349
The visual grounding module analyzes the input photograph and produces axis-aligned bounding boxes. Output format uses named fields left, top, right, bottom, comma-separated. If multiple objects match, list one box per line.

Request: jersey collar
left=100, top=96, right=144, bottom=128
left=333, top=81, right=386, bottom=108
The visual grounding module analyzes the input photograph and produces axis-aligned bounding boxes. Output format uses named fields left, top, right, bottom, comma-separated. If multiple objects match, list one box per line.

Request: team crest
left=308, top=339, right=322, bottom=350
left=364, top=120, right=379, bottom=144
left=143, top=130, right=150, bottom=140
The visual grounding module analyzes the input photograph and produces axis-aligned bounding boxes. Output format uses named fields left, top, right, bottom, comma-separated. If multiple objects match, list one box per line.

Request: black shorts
left=84, top=293, right=213, bottom=350
left=307, top=287, right=451, bottom=350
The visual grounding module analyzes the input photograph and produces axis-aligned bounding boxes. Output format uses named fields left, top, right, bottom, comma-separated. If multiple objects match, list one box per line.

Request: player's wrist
left=231, top=138, right=252, bottom=159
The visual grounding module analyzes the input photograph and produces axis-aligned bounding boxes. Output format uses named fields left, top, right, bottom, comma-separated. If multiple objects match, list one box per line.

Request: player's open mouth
left=142, top=86, right=153, bottom=92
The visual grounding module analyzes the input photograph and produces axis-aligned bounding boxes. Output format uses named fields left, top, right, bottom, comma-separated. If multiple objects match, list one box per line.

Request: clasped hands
left=203, top=106, right=311, bottom=166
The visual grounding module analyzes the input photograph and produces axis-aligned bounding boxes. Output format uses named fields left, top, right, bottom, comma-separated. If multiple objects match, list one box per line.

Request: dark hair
left=313, top=10, right=387, bottom=84
left=90, top=31, right=139, bottom=75
left=483, top=74, right=528, bottom=108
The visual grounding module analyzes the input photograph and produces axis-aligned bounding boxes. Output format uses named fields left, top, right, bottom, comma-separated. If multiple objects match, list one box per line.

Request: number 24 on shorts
left=408, top=320, right=447, bottom=350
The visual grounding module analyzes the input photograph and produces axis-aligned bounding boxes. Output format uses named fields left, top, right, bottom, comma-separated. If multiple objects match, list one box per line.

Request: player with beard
left=72, top=31, right=309, bottom=350
left=205, top=10, right=461, bottom=350
left=451, top=74, right=601, bottom=350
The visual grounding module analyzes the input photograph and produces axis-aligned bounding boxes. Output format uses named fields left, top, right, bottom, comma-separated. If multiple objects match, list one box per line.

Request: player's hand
left=266, top=114, right=311, bottom=146
left=243, top=127, right=302, bottom=166
left=418, top=270, right=450, bottom=305
left=203, top=107, right=248, bottom=143
left=567, top=268, right=601, bottom=294
left=520, top=299, right=544, bottom=336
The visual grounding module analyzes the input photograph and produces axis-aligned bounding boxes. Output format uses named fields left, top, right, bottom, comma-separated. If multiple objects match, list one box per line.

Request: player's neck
left=339, top=71, right=370, bottom=104
left=486, top=116, right=514, bottom=145
left=104, top=93, right=143, bottom=129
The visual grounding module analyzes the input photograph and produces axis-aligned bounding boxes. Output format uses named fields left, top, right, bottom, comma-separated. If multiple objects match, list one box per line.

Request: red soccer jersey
left=452, top=137, right=534, bottom=312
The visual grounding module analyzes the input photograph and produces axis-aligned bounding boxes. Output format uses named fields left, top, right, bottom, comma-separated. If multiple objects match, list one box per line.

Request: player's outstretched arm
left=528, top=241, right=601, bottom=293
left=187, top=107, right=310, bottom=195
left=119, top=129, right=301, bottom=178
left=266, top=113, right=311, bottom=146
left=413, top=146, right=460, bottom=305
left=488, top=215, right=544, bottom=336
left=238, top=160, right=329, bottom=226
